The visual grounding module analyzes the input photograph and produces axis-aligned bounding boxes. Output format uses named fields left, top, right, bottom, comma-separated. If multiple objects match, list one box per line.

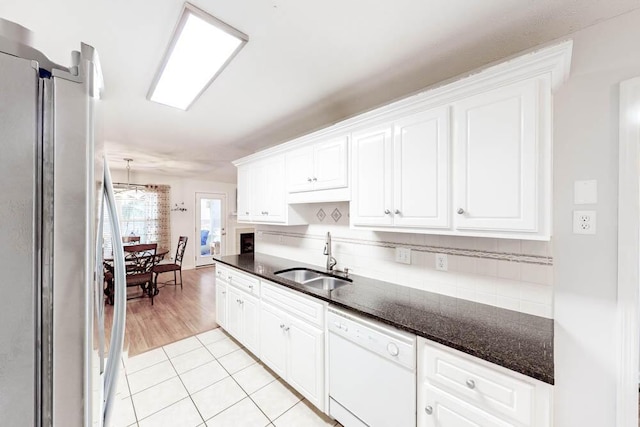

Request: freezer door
left=51, top=64, right=95, bottom=426
left=0, top=53, right=39, bottom=425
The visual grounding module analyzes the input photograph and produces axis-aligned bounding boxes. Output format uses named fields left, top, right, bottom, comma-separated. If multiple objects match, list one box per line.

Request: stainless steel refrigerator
left=0, top=19, right=127, bottom=426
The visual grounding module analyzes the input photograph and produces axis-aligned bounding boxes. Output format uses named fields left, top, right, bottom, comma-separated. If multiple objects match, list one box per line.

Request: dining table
left=103, top=246, right=170, bottom=305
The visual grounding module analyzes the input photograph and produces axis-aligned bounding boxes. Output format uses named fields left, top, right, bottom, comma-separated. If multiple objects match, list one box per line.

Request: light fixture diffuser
left=148, top=3, right=248, bottom=110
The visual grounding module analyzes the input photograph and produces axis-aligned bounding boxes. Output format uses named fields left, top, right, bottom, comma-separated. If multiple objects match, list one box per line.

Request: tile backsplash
left=255, top=202, right=554, bottom=318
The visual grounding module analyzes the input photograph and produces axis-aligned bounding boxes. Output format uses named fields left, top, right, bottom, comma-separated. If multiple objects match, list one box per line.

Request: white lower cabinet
left=215, top=280, right=227, bottom=329
left=422, top=384, right=513, bottom=427
left=418, top=338, right=553, bottom=427
left=226, top=285, right=260, bottom=357
left=259, top=301, right=287, bottom=377
left=285, top=313, right=324, bottom=407
left=259, top=281, right=326, bottom=412
left=259, top=301, right=325, bottom=411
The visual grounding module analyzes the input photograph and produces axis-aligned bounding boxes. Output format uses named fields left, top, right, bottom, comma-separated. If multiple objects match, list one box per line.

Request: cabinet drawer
left=215, top=263, right=230, bottom=281
left=419, top=384, right=515, bottom=427
left=422, top=342, right=533, bottom=425
left=261, top=280, right=324, bottom=327
left=216, top=264, right=259, bottom=296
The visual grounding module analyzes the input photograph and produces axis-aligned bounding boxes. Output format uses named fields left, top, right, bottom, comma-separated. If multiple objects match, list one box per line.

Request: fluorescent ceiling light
left=148, top=3, right=248, bottom=110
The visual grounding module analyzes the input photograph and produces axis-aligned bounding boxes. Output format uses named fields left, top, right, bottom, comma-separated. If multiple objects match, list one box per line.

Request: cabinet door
left=286, top=147, right=314, bottom=193
left=351, top=125, right=393, bottom=226
left=241, top=292, right=260, bottom=357
left=393, top=107, right=450, bottom=228
left=313, top=136, right=348, bottom=191
left=237, top=165, right=252, bottom=222
left=226, top=287, right=243, bottom=339
left=453, top=80, right=539, bottom=232
left=264, top=156, right=286, bottom=223
left=286, top=316, right=324, bottom=410
left=215, top=281, right=227, bottom=329
left=259, top=303, right=287, bottom=377
left=420, top=385, right=514, bottom=427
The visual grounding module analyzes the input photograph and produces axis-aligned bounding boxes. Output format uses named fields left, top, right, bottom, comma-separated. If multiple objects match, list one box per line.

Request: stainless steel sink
left=274, top=268, right=351, bottom=290
left=303, top=276, right=350, bottom=291
left=274, top=268, right=327, bottom=283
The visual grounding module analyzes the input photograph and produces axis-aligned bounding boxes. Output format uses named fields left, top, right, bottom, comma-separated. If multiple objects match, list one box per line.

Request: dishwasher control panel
left=328, top=308, right=416, bottom=370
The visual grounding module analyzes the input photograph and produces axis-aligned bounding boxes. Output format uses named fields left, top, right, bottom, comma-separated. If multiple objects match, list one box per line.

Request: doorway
left=195, top=192, right=227, bottom=267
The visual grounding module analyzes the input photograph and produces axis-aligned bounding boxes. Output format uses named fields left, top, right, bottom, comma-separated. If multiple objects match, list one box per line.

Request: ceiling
left=1, top=0, right=639, bottom=182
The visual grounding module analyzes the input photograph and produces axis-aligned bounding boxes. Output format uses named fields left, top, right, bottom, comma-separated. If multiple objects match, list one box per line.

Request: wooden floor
left=104, top=265, right=218, bottom=357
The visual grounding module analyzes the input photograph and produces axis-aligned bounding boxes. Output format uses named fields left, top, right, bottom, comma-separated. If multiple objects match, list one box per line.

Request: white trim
left=195, top=191, right=227, bottom=266
left=233, top=40, right=572, bottom=166
left=617, top=76, right=640, bottom=427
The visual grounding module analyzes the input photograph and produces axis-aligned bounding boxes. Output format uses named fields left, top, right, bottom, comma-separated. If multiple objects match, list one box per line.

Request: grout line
left=160, top=347, right=207, bottom=426
left=125, top=349, right=186, bottom=423
left=267, top=393, right=304, bottom=425
left=126, top=361, right=178, bottom=396
left=202, top=342, right=274, bottom=424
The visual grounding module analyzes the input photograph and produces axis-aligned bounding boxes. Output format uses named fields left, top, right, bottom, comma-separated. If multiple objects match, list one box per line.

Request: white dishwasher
left=328, top=307, right=416, bottom=427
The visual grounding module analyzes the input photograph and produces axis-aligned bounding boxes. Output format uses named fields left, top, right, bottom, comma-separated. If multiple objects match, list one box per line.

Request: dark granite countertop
left=213, top=253, right=554, bottom=385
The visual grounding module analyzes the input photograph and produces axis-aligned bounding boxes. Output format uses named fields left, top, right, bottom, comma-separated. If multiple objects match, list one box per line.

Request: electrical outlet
left=395, top=247, right=411, bottom=265
left=573, top=210, right=596, bottom=235
left=435, top=253, right=448, bottom=271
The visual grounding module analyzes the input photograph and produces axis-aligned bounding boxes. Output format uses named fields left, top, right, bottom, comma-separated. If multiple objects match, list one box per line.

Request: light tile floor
left=111, top=327, right=342, bottom=427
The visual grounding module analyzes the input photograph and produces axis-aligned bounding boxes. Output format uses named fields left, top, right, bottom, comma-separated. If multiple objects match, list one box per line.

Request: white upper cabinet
left=393, top=108, right=450, bottom=228
left=237, top=165, right=251, bottom=222
left=286, top=136, right=349, bottom=203
left=236, top=155, right=306, bottom=225
left=351, top=126, right=393, bottom=226
left=453, top=79, right=541, bottom=234
left=313, top=137, right=348, bottom=191
left=351, top=107, right=450, bottom=229
left=234, top=41, right=571, bottom=239
left=286, top=146, right=315, bottom=193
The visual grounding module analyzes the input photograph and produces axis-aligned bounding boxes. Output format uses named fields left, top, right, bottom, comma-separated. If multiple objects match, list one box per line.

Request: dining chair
left=152, top=236, right=188, bottom=290
left=122, top=235, right=141, bottom=244
left=124, top=243, right=159, bottom=304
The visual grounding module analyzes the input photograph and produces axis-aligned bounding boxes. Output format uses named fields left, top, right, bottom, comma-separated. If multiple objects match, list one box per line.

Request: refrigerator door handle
left=102, top=159, right=126, bottom=426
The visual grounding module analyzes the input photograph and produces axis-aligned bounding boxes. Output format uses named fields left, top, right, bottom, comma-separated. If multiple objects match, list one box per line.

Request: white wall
left=552, top=9, right=640, bottom=427
left=110, top=169, right=238, bottom=270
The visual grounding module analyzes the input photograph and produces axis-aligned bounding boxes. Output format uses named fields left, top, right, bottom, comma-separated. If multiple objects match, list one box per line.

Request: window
left=103, top=185, right=171, bottom=255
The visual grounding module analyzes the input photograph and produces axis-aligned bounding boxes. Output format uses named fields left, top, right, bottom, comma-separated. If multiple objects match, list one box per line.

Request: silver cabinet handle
left=222, top=291, right=226, bottom=295
left=280, top=324, right=286, bottom=329
left=425, top=406, right=433, bottom=415
left=245, top=211, right=249, bottom=215
left=394, top=209, right=401, bottom=215
left=283, top=326, right=290, bottom=332
left=312, top=177, right=317, bottom=181
left=307, top=178, right=312, bottom=182
left=384, top=209, right=391, bottom=215
left=457, top=208, right=465, bottom=215
left=249, top=285, right=254, bottom=290
left=466, top=379, right=476, bottom=389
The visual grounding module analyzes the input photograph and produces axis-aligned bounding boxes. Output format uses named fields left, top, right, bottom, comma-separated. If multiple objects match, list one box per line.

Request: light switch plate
left=573, top=210, right=596, bottom=234
left=395, top=247, right=411, bottom=264
left=574, top=180, right=597, bottom=204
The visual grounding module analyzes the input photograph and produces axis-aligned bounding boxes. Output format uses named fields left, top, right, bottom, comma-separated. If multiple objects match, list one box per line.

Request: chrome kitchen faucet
left=324, top=232, right=337, bottom=271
